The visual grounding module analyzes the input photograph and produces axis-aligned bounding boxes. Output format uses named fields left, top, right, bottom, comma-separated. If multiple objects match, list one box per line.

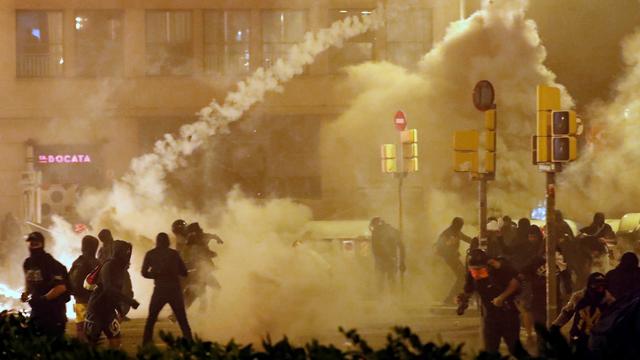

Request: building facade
left=0, top=0, right=472, bottom=223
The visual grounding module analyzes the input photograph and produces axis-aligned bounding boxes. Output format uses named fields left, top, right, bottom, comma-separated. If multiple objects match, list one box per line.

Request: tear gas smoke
left=561, top=26, right=640, bottom=220
left=322, top=0, right=573, bottom=250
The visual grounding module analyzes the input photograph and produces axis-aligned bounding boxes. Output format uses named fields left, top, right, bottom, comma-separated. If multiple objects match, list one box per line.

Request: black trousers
left=442, top=255, right=465, bottom=303
left=143, top=284, right=192, bottom=344
left=32, top=309, right=66, bottom=338
left=483, top=313, right=522, bottom=355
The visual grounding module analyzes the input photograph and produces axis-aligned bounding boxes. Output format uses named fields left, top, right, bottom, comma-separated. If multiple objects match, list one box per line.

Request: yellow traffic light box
left=453, top=130, right=479, bottom=151
left=380, top=144, right=397, bottom=173
left=454, top=151, right=478, bottom=172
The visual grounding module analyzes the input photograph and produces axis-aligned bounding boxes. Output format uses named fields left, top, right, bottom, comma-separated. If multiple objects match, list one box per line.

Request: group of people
left=434, top=212, right=640, bottom=356
left=19, top=219, right=222, bottom=348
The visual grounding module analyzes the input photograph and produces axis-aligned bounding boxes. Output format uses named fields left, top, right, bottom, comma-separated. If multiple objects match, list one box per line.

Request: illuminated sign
left=38, top=154, right=92, bottom=164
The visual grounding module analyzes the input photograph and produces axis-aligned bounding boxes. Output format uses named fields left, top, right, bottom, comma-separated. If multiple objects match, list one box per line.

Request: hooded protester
left=436, top=217, right=472, bottom=304
left=85, top=240, right=140, bottom=348
left=21, top=231, right=70, bottom=337
left=182, top=222, right=223, bottom=310
left=485, top=219, right=507, bottom=258
left=457, top=249, right=523, bottom=356
left=514, top=225, right=545, bottom=343
left=505, top=219, right=535, bottom=271
left=580, top=213, right=616, bottom=240
left=141, top=232, right=192, bottom=345
left=97, top=229, right=114, bottom=264
left=369, top=217, right=405, bottom=292
left=171, top=219, right=188, bottom=259
left=501, top=216, right=518, bottom=248
left=605, top=252, right=640, bottom=300
left=552, top=272, right=615, bottom=358
left=69, top=235, right=100, bottom=340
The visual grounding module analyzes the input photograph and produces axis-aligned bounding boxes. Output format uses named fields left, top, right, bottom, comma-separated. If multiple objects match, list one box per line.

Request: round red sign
left=394, top=111, right=407, bottom=131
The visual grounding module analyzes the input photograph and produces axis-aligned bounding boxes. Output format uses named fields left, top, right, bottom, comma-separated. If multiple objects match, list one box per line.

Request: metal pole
left=545, top=170, right=558, bottom=328
left=478, top=175, right=487, bottom=247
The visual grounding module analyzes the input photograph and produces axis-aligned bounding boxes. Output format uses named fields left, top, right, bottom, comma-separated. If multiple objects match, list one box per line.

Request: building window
left=386, top=8, right=433, bottom=70
left=261, top=10, right=307, bottom=68
left=146, top=10, right=193, bottom=75
left=329, top=9, right=375, bottom=73
left=75, top=10, right=123, bottom=76
left=204, top=10, right=251, bottom=74
left=16, top=11, right=64, bottom=77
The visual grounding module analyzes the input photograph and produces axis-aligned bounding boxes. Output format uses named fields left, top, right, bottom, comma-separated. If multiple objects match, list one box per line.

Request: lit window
left=75, top=10, right=123, bottom=76
left=328, top=10, right=375, bottom=73
left=204, top=11, right=251, bottom=74
left=261, top=10, right=307, bottom=68
left=386, top=8, right=433, bottom=70
left=16, top=11, right=63, bottom=77
left=146, top=10, right=193, bottom=75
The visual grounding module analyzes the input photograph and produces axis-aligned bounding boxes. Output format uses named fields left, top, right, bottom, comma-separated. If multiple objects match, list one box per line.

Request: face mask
left=469, top=267, right=489, bottom=280
left=29, top=247, right=45, bottom=256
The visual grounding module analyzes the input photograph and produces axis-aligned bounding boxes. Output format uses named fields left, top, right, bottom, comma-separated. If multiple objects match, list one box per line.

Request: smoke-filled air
left=5, top=0, right=640, bottom=354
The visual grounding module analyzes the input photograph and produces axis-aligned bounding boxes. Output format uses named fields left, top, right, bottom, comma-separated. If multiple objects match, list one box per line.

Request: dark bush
left=0, top=310, right=580, bottom=360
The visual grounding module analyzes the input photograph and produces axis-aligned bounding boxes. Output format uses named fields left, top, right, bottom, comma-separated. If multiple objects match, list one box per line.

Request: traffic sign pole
left=545, top=169, right=558, bottom=328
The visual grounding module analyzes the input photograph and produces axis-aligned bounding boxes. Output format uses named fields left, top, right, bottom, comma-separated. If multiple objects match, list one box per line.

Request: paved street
left=67, top=306, right=484, bottom=355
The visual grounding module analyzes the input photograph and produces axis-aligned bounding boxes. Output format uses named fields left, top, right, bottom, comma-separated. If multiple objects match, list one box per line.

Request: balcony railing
left=17, top=54, right=63, bottom=77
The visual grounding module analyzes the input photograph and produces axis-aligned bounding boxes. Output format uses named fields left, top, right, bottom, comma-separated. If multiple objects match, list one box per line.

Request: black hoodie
left=87, top=240, right=137, bottom=316
left=141, top=233, right=188, bottom=288
left=606, top=252, right=640, bottom=300
left=69, top=236, right=99, bottom=303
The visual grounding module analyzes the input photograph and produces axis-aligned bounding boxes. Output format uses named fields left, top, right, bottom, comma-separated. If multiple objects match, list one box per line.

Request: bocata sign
left=38, top=154, right=92, bottom=164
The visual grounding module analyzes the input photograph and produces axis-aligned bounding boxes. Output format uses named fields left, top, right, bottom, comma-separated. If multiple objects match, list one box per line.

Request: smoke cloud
left=561, top=25, right=640, bottom=221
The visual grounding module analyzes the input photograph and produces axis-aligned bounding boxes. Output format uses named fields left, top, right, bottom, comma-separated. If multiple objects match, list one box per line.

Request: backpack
left=83, top=263, right=104, bottom=291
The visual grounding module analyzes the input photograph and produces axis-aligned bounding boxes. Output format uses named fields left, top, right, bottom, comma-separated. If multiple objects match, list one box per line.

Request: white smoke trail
left=119, top=6, right=387, bottom=207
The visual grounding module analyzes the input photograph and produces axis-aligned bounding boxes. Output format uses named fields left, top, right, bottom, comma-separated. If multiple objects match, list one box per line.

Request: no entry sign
left=394, top=111, right=407, bottom=131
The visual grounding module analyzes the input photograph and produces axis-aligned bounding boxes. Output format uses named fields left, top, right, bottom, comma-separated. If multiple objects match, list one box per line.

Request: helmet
left=172, top=219, right=187, bottom=235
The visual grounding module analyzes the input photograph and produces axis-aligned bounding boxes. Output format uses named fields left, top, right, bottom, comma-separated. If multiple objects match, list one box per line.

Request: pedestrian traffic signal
left=551, top=136, right=577, bottom=162
left=551, top=111, right=577, bottom=135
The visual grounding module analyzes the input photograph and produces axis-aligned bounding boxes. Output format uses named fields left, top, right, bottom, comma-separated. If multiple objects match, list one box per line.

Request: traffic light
left=534, top=85, right=578, bottom=164
left=453, top=130, right=478, bottom=172
left=401, top=129, right=419, bottom=172
left=454, top=151, right=478, bottom=172
left=551, top=111, right=577, bottom=135
left=551, top=137, right=577, bottom=162
left=380, top=144, right=397, bottom=173
left=454, top=130, right=479, bottom=151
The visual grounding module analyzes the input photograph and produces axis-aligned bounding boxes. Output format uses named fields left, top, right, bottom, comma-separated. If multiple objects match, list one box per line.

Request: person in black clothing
left=69, top=235, right=100, bottom=341
left=605, top=252, right=640, bottom=300
left=436, top=217, right=471, bottom=304
left=457, top=249, right=523, bottom=356
left=182, top=222, right=223, bottom=310
left=369, top=217, right=405, bottom=292
left=142, top=232, right=193, bottom=345
left=97, top=229, right=114, bottom=264
left=172, top=219, right=188, bottom=259
left=97, top=229, right=134, bottom=320
left=20, top=231, right=69, bottom=337
left=85, top=240, right=140, bottom=348
left=552, top=272, right=615, bottom=358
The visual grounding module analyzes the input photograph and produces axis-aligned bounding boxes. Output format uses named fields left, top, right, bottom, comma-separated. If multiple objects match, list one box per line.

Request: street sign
left=472, top=80, right=495, bottom=111
left=394, top=111, right=407, bottom=131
